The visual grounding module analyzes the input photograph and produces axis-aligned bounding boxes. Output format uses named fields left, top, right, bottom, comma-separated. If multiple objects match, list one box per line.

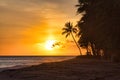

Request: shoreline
left=0, top=56, right=74, bottom=72
left=0, top=65, right=31, bottom=72
left=0, top=57, right=120, bottom=80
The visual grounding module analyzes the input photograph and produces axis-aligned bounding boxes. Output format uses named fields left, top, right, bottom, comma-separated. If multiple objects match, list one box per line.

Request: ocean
left=0, top=56, right=74, bottom=71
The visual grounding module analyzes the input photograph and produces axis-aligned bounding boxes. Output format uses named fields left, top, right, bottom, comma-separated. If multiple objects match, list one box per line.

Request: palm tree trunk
left=71, top=32, right=82, bottom=55
left=86, top=46, right=89, bottom=54
left=91, top=43, right=96, bottom=56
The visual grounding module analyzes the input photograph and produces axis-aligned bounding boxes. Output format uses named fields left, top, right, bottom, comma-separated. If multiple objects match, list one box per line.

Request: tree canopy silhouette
left=62, top=22, right=82, bottom=55
left=76, top=0, right=120, bottom=61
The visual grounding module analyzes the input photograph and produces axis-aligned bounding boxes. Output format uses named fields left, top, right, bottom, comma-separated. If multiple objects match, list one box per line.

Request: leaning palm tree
left=62, top=22, right=82, bottom=55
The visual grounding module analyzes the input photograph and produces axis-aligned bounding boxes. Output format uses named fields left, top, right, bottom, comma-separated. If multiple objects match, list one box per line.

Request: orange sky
left=0, top=0, right=85, bottom=56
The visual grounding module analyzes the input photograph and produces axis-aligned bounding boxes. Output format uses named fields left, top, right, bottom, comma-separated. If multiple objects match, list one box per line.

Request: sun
left=45, top=40, right=56, bottom=50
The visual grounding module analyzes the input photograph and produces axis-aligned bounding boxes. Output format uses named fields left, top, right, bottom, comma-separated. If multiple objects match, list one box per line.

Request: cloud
left=0, top=0, right=80, bottom=55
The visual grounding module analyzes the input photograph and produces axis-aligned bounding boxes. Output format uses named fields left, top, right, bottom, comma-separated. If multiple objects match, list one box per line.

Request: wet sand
left=0, top=57, right=120, bottom=80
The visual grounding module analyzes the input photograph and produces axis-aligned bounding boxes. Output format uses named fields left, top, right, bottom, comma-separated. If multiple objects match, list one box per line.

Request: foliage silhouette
left=62, top=22, right=82, bottom=55
left=76, top=0, right=120, bottom=61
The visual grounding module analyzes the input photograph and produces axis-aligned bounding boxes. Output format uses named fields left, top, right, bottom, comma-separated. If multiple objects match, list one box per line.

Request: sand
left=0, top=57, right=120, bottom=80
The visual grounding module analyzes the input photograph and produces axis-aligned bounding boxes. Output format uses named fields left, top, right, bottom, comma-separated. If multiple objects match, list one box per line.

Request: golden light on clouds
left=0, top=0, right=83, bottom=56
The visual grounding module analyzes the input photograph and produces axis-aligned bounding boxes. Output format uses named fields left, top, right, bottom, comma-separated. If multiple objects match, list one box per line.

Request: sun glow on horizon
left=45, top=40, right=56, bottom=50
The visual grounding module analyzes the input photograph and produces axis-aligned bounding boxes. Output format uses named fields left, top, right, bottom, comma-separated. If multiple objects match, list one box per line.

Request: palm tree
left=62, top=22, right=82, bottom=55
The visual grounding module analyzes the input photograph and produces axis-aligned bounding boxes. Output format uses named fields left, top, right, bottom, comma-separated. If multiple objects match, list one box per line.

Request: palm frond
left=74, top=23, right=78, bottom=27
left=62, top=31, right=67, bottom=35
left=75, top=4, right=80, bottom=7
left=65, top=33, right=70, bottom=38
left=77, top=31, right=82, bottom=36
left=65, top=22, right=73, bottom=29
left=62, top=28, right=69, bottom=31
left=72, top=28, right=77, bottom=33
left=62, top=22, right=76, bottom=38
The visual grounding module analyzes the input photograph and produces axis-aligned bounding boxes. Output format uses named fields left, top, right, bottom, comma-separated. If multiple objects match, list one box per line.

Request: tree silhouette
left=76, top=0, right=120, bottom=61
left=76, top=3, right=97, bottom=56
left=62, top=22, right=82, bottom=55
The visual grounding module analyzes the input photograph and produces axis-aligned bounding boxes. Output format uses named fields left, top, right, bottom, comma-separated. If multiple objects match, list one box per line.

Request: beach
left=0, top=56, right=74, bottom=72
left=0, top=57, right=120, bottom=80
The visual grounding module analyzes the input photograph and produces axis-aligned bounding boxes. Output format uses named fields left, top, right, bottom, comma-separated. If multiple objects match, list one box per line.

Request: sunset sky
left=0, top=0, right=84, bottom=56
